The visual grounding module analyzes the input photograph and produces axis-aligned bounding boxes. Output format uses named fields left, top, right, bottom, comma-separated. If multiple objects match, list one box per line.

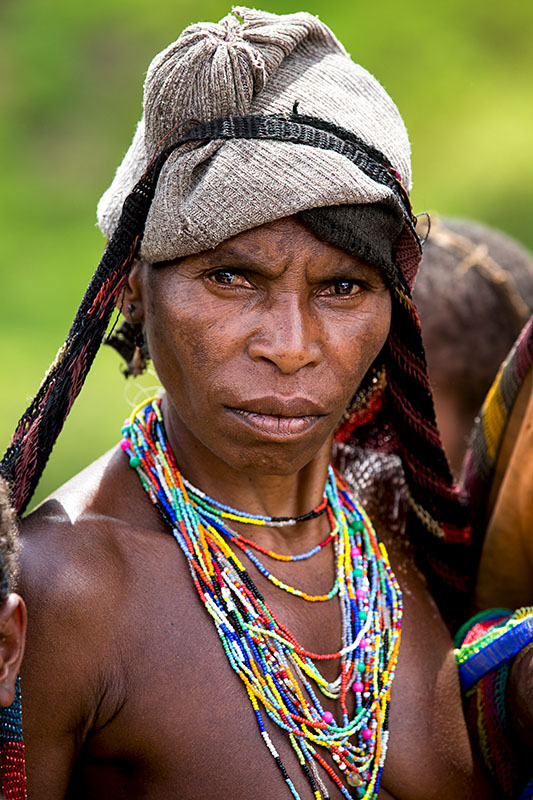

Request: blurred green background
left=2, top=0, right=533, bottom=510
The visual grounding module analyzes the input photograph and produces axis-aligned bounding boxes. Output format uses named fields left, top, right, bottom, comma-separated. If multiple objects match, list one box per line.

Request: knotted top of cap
left=97, top=7, right=412, bottom=263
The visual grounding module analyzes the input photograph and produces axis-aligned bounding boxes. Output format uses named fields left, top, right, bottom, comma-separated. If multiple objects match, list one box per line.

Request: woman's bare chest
left=78, top=533, right=477, bottom=800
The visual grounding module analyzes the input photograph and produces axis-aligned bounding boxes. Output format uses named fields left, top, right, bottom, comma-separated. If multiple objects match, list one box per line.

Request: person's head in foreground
left=0, top=8, right=490, bottom=799
left=0, top=476, right=26, bottom=800
left=414, top=216, right=533, bottom=477
left=0, top=478, right=25, bottom=709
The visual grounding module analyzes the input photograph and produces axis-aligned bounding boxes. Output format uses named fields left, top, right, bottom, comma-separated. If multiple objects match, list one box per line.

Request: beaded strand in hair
left=332, top=223, right=474, bottom=624
left=0, top=153, right=169, bottom=515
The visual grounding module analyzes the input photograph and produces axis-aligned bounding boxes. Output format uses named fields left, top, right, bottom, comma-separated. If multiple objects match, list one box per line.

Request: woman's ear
left=0, top=594, right=26, bottom=708
left=116, top=261, right=147, bottom=323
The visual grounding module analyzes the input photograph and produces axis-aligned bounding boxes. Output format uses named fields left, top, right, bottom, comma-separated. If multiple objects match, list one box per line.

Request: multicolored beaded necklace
left=181, top=472, right=330, bottom=529
left=121, top=397, right=403, bottom=799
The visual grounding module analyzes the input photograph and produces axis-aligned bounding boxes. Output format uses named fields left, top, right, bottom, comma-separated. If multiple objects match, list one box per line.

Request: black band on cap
left=298, top=203, right=406, bottom=286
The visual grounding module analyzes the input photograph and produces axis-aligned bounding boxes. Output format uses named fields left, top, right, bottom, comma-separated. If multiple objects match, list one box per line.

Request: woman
left=1, top=8, right=490, bottom=798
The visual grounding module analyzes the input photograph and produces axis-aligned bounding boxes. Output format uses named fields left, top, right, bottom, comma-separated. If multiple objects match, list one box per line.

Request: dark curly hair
left=414, top=216, right=533, bottom=421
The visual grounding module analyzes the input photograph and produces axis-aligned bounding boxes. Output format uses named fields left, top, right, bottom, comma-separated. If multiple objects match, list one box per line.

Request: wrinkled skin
left=139, top=216, right=392, bottom=502
left=19, top=218, right=490, bottom=798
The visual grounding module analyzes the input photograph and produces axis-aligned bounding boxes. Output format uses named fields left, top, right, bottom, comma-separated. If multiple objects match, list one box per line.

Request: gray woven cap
left=97, top=7, right=412, bottom=263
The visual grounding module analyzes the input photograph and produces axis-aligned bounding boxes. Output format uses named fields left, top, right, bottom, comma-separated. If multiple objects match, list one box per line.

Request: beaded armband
left=454, top=608, right=533, bottom=799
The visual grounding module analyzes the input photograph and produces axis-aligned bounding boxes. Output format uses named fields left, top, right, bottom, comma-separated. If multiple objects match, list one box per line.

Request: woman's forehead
left=176, top=217, right=384, bottom=277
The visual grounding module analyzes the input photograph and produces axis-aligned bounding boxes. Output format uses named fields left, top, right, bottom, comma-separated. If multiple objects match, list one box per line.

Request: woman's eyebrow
left=152, top=256, right=186, bottom=268
left=153, top=248, right=270, bottom=270
left=200, top=247, right=272, bottom=269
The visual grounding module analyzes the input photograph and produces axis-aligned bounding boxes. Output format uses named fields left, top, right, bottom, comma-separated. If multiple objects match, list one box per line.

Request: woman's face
left=130, top=216, right=391, bottom=476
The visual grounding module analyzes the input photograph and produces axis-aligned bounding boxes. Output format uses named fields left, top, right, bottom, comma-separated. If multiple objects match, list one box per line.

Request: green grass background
left=2, top=0, right=533, bottom=510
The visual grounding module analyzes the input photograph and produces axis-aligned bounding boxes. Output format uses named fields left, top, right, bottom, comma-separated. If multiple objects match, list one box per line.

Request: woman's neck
left=161, top=393, right=334, bottom=531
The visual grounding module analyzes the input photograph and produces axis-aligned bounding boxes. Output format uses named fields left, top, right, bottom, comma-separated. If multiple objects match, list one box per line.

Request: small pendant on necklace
left=346, top=770, right=363, bottom=787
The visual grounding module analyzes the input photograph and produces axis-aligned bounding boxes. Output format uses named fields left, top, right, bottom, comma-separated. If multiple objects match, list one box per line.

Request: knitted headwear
left=1, top=8, right=472, bottom=622
left=97, top=7, right=411, bottom=262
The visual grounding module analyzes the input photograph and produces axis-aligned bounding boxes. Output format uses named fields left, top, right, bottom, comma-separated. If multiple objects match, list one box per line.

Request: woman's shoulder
left=19, top=444, right=161, bottom=612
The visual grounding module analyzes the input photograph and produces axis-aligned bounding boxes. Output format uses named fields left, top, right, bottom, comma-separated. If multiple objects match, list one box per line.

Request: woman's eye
left=324, top=280, right=362, bottom=296
left=208, top=269, right=249, bottom=287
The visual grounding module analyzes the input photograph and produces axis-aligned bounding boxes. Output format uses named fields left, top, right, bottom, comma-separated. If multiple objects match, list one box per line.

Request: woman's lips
left=227, top=407, right=324, bottom=438
left=227, top=394, right=327, bottom=416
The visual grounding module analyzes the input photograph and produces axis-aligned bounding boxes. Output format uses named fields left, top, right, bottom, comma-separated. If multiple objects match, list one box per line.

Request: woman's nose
left=247, top=294, right=322, bottom=374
